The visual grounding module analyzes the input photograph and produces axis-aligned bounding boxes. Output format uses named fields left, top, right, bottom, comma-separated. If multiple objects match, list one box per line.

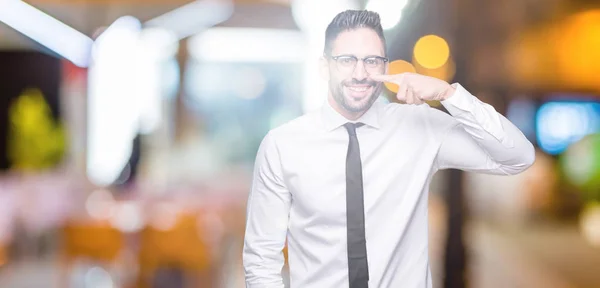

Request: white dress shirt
left=243, top=84, right=535, bottom=288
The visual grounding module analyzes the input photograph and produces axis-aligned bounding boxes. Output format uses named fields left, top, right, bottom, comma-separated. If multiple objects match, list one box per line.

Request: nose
left=352, top=60, right=367, bottom=81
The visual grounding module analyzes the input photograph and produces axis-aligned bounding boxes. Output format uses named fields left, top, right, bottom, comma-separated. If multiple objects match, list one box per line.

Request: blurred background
left=1, top=0, right=600, bottom=287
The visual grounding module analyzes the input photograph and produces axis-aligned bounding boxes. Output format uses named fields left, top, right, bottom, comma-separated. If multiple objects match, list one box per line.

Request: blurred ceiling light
left=88, top=18, right=179, bottom=187
left=87, top=16, right=142, bottom=187
left=366, top=0, right=408, bottom=30
left=135, top=28, right=178, bottom=134
left=413, top=34, right=450, bottom=69
left=136, top=27, right=179, bottom=61
left=188, top=28, right=306, bottom=62
left=92, top=16, right=142, bottom=61
left=0, top=0, right=93, bottom=67
left=291, top=0, right=359, bottom=35
left=291, top=0, right=359, bottom=113
left=145, top=0, right=233, bottom=40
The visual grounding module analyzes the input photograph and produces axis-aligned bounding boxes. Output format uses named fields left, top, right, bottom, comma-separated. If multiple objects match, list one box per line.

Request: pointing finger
left=397, top=83, right=408, bottom=103
left=370, top=73, right=405, bottom=85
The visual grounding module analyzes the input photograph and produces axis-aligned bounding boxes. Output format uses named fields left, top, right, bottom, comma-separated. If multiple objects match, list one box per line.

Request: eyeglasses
left=329, top=55, right=389, bottom=75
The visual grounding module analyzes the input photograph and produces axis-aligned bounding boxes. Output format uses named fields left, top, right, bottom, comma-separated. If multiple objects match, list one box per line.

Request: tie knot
left=343, top=122, right=364, bottom=136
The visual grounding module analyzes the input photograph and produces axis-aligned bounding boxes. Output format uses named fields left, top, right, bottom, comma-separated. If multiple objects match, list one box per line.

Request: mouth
left=347, top=86, right=370, bottom=92
left=344, top=84, right=373, bottom=99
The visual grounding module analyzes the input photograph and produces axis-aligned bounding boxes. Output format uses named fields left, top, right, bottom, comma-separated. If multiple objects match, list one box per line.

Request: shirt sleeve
left=243, top=131, right=291, bottom=288
left=435, top=83, right=535, bottom=175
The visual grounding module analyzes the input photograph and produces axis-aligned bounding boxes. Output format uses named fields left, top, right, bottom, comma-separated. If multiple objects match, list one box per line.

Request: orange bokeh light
left=413, top=35, right=450, bottom=69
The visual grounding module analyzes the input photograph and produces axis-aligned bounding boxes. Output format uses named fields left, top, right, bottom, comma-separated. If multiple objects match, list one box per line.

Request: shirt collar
left=321, top=98, right=382, bottom=132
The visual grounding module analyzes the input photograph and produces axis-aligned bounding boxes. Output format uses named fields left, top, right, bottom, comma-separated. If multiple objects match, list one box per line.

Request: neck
left=327, top=95, right=366, bottom=121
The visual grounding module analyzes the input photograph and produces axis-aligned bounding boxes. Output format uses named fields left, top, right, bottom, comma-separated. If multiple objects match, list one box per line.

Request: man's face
left=326, top=28, right=387, bottom=114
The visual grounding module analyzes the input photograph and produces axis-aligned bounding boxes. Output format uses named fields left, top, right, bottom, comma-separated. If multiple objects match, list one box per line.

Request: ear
left=319, top=56, right=330, bottom=82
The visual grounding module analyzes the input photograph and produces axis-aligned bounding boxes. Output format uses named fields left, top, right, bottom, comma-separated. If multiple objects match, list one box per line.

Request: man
left=243, top=10, right=535, bottom=288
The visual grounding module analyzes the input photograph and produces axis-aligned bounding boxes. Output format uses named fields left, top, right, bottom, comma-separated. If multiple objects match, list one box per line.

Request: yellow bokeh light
left=383, top=59, right=416, bottom=93
left=413, top=35, right=450, bottom=69
left=506, top=9, right=600, bottom=92
left=413, top=55, right=456, bottom=83
left=555, top=10, right=600, bottom=90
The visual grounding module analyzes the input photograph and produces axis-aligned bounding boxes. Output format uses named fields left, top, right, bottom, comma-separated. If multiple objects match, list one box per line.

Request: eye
left=337, top=57, right=355, bottom=66
left=364, top=58, right=380, bottom=66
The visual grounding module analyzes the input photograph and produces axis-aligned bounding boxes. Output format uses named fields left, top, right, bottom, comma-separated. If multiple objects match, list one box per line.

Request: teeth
left=348, top=86, right=368, bottom=92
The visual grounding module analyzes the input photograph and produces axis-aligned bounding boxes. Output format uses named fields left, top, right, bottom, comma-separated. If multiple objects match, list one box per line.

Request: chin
left=342, top=94, right=374, bottom=113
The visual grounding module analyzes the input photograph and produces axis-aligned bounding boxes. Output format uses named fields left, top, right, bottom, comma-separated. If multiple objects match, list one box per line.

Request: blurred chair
left=137, top=212, right=212, bottom=288
left=60, top=220, right=125, bottom=287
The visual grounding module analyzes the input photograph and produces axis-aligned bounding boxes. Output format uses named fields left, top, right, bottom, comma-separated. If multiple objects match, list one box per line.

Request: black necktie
left=343, top=122, right=369, bottom=288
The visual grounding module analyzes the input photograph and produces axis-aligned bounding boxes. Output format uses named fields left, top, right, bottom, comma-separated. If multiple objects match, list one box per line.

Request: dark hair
left=324, top=10, right=386, bottom=56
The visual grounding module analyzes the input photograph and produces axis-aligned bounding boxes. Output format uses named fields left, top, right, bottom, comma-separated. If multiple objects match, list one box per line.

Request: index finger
left=370, top=73, right=405, bottom=84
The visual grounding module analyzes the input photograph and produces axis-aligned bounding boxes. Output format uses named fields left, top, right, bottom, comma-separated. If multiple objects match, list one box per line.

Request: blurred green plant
left=7, top=88, right=66, bottom=171
left=560, top=133, right=600, bottom=202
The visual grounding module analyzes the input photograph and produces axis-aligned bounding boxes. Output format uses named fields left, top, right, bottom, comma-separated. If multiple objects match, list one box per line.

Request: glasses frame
left=328, top=54, right=389, bottom=75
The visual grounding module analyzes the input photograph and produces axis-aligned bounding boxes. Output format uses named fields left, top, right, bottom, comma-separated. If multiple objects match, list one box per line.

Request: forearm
left=243, top=131, right=290, bottom=287
left=243, top=234, right=286, bottom=288
left=439, top=84, right=535, bottom=173
left=243, top=194, right=288, bottom=288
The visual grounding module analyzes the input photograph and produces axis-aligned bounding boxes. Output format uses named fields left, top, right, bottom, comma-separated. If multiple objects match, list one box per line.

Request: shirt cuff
left=440, top=83, right=473, bottom=116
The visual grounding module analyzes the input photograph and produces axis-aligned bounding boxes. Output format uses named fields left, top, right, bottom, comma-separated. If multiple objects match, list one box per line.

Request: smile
left=347, top=86, right=370, bottom=92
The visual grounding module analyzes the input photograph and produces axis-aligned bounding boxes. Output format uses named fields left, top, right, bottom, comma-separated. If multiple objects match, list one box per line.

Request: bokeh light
left=84, top=266, right=115, bottom=288
left=555, top=10, right=600, bottom=91
left=537, top=101, right=600, bottom=155
left=291, top=0, right=358, bottom=34
left=413, top=35, right=450, bottom=69
left=149, top=202, right=180, bottom=231
left=580, top=202, right=600, bottom=247
left=365, top=0, right=408, bottom=30
left=109, top=201, right=144, bottom=233
left=507, top=9, right=600, bottom=92
left=413, top=55, right=456, bottom=83
left=561, top=133, right=600, bottom=196
left=85, top=189, right=116, bottom=221
left=2, top=1, right=600, bottom=286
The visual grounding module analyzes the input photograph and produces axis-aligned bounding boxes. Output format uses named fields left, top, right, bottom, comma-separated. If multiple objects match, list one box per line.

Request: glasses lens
left=364, top=57, right=385, bottom=75
left=335, top=56, right=357, bottom=74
